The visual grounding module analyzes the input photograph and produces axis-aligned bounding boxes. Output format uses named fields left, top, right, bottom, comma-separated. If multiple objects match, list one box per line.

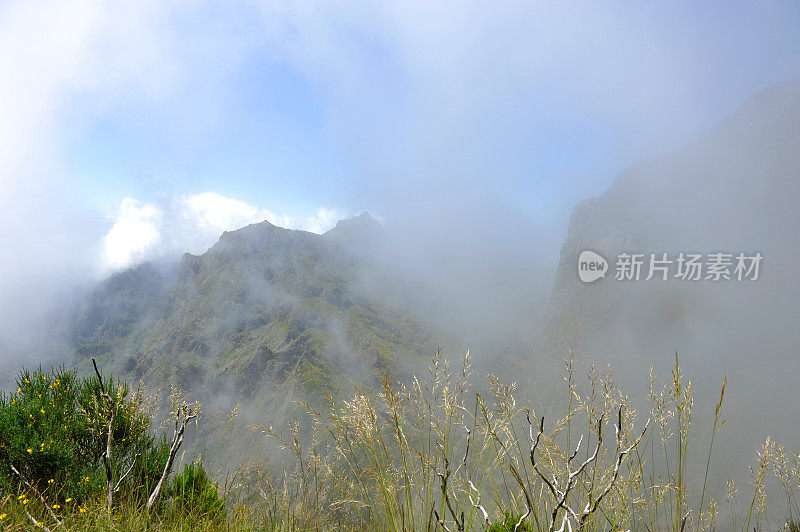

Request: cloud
left=0, top=0, right=188, bottom=349
left=299, top=208, right=344, bottom=234
left=102, top=198, right=162, bottom=270
left=183, top=192, right=292, bottom=231
left=180, top=192, right=348, bottom=240
left=1, top=0, right=798, bottom=355
left=99, top=192, right=349, bottom=273
left=247, top=0, right=800, bottom=231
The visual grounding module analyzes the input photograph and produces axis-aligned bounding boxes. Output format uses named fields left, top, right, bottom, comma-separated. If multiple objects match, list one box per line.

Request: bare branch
left=92, top=358, right=106, bottom=394
left=568, top=435, right=583, bottom=463
left=102, top=409, right=115, bottom=510
left=114, top=453, right=141, bottom=493
left=25, top=509, right=51, bottom=532
left=9, top=463, right=61, bottom=527
left=515, top=508, right=532, bottom=532
left=554, top=512, right=573, bottom=532
left=147, top=395, right=199, bottom=510
left=435, top=451, right=463, bottom=531
left=528, top=413, right=560, bottom=500
left=578, top=409, right=650, bottom=530
left=468, top=480, right=491, bottom=527
left=433, top=509, right=453, bottom=532
left=92, top=358, right=116, bottom=510
left=527, top=412, right=604, bottom=532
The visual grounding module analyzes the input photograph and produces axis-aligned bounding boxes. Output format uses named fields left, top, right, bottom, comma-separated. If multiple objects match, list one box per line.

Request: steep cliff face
left=547, top=80, right=800, bottom=352
left=543, top=79, right=800, bottom=461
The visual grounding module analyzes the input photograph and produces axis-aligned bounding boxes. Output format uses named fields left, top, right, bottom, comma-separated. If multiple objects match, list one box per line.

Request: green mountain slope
left=71, top=213, right=434, bottom=408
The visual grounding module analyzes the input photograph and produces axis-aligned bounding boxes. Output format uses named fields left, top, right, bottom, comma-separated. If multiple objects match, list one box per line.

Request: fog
left=3, top=1, right=797, bottom=347
left=2, top=1, right=800, bottom=523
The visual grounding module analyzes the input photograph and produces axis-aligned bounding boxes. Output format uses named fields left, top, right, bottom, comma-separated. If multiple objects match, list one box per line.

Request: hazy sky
left=1, top=0, right=800, bottom=341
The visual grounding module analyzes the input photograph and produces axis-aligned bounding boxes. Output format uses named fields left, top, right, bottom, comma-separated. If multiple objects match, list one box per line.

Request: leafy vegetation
left=0, top=366, right=168, bottom=508
left=168, top=461, right=226, bottom=522
left=0, top=352, right=798, bottom=530
left=0, top=364, right=220, bottom=530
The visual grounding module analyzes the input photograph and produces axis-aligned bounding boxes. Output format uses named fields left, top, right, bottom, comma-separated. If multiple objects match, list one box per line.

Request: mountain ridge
left=70, top=212, right=434, bottom=410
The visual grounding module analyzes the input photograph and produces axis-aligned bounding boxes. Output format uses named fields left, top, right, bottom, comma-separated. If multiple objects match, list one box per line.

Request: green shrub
left=168, top=460, right=226, bottom=521
left=0, top=365, right=169, bottom=507
left=488, top=511, right=534, bottom=532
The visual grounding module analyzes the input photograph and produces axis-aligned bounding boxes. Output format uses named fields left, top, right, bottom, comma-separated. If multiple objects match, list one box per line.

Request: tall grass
left=2, top=350, right=799, bottom=531
left=237, top=349, right=800, bottom=531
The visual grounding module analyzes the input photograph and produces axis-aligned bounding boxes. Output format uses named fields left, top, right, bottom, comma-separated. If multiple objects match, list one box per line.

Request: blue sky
left=35, top=2, right=800, bottom=243
left=1, top=0, right=800, bottom=336
left=66, top=57, right=347, bottom=210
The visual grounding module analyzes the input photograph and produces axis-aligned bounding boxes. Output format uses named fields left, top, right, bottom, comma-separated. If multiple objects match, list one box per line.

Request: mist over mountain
left=0, top=75, right=798, bottom=529
left=60, top=211, right=450, bottom=471
left=71, top=211, right=436, bottom=396
left=542, top=79, right=800, bottom=479
left=49, top=80, right=800, bottom=465
left=3, top=1, right=800, bottom=528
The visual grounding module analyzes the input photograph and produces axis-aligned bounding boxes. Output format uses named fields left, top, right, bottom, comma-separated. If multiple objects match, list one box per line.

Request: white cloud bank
left=101, top=198, right=163, bottom=270
left=101, top=192, right=349, bottom=272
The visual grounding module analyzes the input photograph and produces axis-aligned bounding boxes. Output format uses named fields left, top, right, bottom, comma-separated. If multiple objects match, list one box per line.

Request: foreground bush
left=0, top=365, right=168, bottom=508
left=0, top=363, right=216, bottom=530
left=168, top=461, right=226, bottom=522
